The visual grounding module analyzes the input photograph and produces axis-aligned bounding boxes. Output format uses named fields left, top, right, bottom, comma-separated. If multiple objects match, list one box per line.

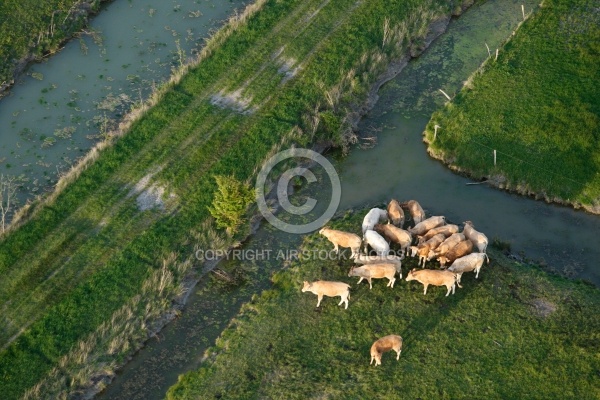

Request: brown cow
left=430, top=233, right=466, bottom=260
left=387, top=199, right=405, bottom=227
left=319, top=227, right=362, bottom=258
left=348, top=263, right=400, bottom=289
left=302, top=281, right=351, bottom=309
left=374, top=223, right=412, bottom=255
left=420, top=224, right=459, bottom=241
left=370, top=335, right=403, bottom=366
left=408, top=216, right=446, bottom=236
left=412, top=233, right=446, bottom=267
left=400, top=200, right=426, bottom=225
left=405, top=268, right=457, bottom=296
left=352, top=253, right=404, bottom=267
left=438, top=240, right=474, bottom=268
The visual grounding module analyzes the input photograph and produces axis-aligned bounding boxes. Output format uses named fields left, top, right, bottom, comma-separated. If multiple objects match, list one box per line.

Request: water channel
left=0, top=0, right=248, bottom=206
left=97, top=0, right=600, bottom=399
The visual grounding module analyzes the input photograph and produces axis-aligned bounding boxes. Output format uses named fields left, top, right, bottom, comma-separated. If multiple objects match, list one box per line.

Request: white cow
left=447, top=253, right=489, bottom=287
left=363, top=229, right=390, bottom=256
left=362, top=208, right=388, bottom=235
left=463, top=221, right=489, bottom=253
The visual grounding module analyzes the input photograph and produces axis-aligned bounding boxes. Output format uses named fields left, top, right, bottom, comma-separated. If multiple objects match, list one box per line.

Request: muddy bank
left=424, top=142, right=600, bottom=215
left=0, top=0, right=112, bottom=99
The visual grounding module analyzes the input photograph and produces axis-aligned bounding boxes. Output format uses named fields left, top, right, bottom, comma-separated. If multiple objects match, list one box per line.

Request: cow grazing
left=463, top=221, right=489, bottom=253
left=363, top=229, right=390, bottom=256
left=405, top=268, right=457, bottom=296
left=370, top=335, right=403, bottom=366
left=374, top=223, right=412, bottom=255
left=408, top=245, right=419, bottom=258
left=302, top=281, right=351, bottom=309
left=447, top=253, right=489, bottom=287
left=431, top=233, right=466, bottom=259
left=387, top=199, right=405, bottom=227
left=417, top=233, right=446, bottom=249
left=362, top=208, right=388, bottom=235
left=348, top=263, right=400, bottom=289
left=420, top=224, right=459, bottom=241
left=400, top=200, right=426, bottom=225
left=413, top=233, right=446, bottom=267
left=438, top=240, right=474, bottom=268
left=408, top=216, right=446, bottom=236
left=319, top=227, right=361, bottom=258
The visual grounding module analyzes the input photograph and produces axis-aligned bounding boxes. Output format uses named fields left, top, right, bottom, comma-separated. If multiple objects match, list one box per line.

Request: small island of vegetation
left=424, top=0, right=600, bottom=212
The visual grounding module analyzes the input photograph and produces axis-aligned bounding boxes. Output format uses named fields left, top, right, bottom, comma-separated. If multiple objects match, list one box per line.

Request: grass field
left=424, top=0, right=600, bottom=211
left=167, top=211, right=600, bottom=399
left=0, top=0, right=463, bottom=398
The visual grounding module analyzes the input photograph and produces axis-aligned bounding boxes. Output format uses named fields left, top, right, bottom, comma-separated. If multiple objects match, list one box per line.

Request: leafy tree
left=208, top=175, right=255, bottom=234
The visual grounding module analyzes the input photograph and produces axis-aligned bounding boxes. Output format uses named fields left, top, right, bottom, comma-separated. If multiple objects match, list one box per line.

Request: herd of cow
left=301, top=199, right=490, bottom=365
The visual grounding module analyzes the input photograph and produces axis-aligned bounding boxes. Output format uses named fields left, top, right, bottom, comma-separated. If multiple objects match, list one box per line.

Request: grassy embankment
left=0, top=0, right=463, bottom=398
left=424, top=0, right=600, bottom=212
left=168, top=211, right=600, bottom=399
left=0, top=0, right=109, bottom=92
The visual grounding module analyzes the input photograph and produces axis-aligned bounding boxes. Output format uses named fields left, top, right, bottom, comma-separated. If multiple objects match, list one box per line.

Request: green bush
left=208, top=175, right=255, bottom=234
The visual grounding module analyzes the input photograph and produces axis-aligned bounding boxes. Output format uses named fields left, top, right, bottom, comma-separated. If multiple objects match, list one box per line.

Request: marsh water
left=0, top=0, right=248, bottom=205
left=97, top=0, right=599, bottom=399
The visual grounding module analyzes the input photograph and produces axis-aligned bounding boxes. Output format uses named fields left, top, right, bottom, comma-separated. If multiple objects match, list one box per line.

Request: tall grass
left=425, top=0, right=600, bottom=212
left=21, top=253, right=192, bottom=400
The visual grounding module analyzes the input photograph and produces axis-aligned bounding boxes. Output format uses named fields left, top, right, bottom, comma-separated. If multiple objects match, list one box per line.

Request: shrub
left=208, top=175, right=255, bottom=234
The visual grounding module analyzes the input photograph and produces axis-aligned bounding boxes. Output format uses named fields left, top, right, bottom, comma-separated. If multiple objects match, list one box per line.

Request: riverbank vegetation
left=424, top=0, right=600, bottom=212
left=0, top=0, right=108, bottom=93
left=0, top=0, right=467, bottom=397
left=167, top=211, right=600, bottom=399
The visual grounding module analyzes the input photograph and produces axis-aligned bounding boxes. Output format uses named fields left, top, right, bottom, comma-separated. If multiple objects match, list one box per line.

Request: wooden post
left=439, top=89, right=451, bottom=100
left=522, top=5, right=525, bottom=20
left=485, top=42, right=491, bottom=58
left=434, top=125, right=440, bottom=141
left=493, top=150, right=497, bottom=166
